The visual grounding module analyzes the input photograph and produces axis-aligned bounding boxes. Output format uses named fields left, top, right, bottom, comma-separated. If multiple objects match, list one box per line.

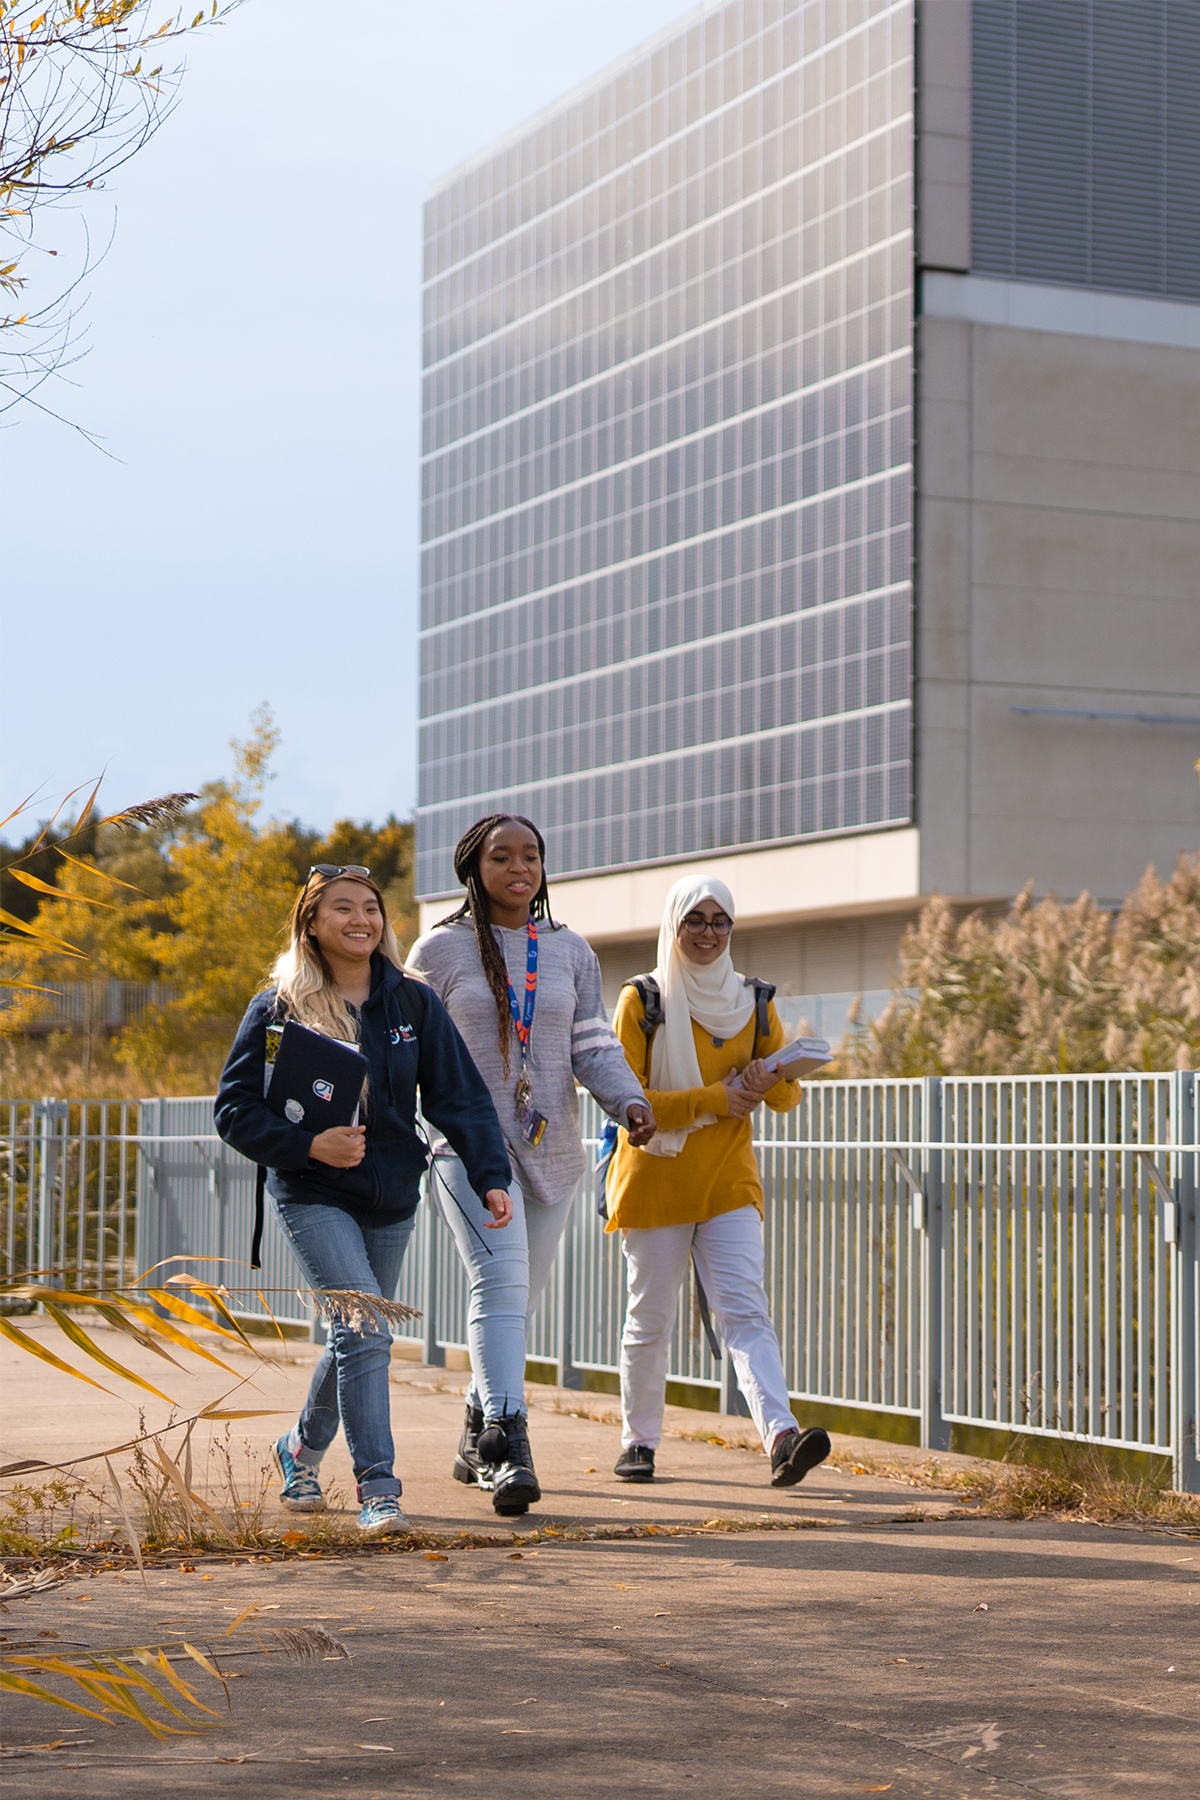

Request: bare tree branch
left=1, top=1, right=243, bottom=433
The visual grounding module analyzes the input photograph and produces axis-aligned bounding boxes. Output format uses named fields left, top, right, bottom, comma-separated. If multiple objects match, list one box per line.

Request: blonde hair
left=268, top=873, right=403, bottom=1042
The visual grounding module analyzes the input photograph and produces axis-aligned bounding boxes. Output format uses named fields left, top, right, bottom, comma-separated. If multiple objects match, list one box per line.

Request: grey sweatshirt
left=408, top=918, right=646, bottom=1207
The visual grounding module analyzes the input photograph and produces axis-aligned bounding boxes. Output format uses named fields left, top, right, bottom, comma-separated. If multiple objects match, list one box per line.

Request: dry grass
left=826, top=1444, right=1200, bottom=1530
left=1, top=1513, right=841, bottom=1580
left=548, top=1395, right=1200, bottom=1529
left=0, top=1476, right=107, bottom=1557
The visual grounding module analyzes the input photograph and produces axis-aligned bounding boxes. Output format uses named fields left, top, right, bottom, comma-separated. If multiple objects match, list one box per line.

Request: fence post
left=135, top=1098, right=160, bottom=1289
left=1173, top=1072, right=1199, bottom=1494
left=919, top=1076, right=950, bottom=1451
left=34, top=1098, right=66, bottom=1294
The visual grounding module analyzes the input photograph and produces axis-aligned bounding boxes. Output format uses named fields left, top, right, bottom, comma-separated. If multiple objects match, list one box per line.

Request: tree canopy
left=1, top=708, right=417, bottom=1092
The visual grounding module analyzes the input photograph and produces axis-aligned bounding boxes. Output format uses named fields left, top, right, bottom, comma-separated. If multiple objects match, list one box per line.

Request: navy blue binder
left=265, top=1020, right=368, bottom=1129
left=249, top=1022, right=369, bottom=1270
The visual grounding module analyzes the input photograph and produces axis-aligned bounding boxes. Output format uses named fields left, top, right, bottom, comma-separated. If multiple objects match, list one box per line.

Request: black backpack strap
left=251, top=1165, right=266, bottom=1271
left=623, top=974, right=662, bottom=1080
left=746, top=976, right=776, bottom=1056
left=252, top=993, right=287, bottom=1272
left=626, top=974, right=662, bottom=1036
left=692, top=1261, right=723, bottom=1361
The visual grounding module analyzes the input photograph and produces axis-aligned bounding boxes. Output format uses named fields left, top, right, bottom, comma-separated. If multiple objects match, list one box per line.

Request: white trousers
left=619, top=1206, right=796, bottom=1452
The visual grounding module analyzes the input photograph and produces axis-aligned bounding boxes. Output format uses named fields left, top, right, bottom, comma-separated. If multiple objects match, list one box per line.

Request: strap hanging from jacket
left=692, top=1263, right=722, bottom=1361
left=252, top=1165, right=266, bottom=1271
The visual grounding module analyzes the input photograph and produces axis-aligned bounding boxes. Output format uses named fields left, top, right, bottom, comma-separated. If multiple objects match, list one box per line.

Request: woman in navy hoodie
left=216, top=865, right=512, bottom=1538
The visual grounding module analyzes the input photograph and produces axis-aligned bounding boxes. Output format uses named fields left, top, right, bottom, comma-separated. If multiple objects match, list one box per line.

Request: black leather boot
left=476, top=1412, right=542, bottom=1516
left=452, top=1401, right=485, bottom=1485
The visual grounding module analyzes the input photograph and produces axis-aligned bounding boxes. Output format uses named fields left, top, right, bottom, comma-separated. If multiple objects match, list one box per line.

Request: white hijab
left=643, top=873, right=755, bottom=1159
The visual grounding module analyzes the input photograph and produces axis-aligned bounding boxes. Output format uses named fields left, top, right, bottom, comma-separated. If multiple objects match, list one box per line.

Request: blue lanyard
left=506, top=920, right=538, bottom=1057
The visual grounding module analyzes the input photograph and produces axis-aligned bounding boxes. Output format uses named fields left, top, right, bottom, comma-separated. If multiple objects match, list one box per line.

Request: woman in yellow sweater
left=606, top=874, right=831, bottom=1488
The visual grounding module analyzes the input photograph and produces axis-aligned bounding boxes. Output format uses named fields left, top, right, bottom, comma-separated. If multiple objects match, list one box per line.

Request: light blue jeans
left=274, top=1198, right=416, bottom=1500
left=430, top=1156, right=577, bottom=1423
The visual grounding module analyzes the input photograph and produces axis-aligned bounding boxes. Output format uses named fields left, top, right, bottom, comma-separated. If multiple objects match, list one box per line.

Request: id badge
left=519, top=1100, right=548, bottom=1147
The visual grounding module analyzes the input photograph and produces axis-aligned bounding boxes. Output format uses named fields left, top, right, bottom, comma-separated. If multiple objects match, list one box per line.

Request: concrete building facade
left=418, top=0, right=1200, bottom=1021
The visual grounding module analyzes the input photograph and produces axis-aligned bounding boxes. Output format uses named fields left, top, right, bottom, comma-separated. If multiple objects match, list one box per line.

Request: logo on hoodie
left=390, top=1024, right=417, bottom=1046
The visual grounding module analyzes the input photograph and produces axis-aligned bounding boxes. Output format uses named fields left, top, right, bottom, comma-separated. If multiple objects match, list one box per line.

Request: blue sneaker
left=357, top=1495, right=409, bottom=1538
left=273, top=1434, right=325, bottom=1512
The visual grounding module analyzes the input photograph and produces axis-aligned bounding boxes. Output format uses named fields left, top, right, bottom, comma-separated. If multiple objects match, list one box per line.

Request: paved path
left=2, top=1322, right=1197, bottom=1794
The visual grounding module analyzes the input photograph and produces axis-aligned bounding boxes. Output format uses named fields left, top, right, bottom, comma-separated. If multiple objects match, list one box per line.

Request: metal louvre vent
left=971, top=0, right=1200, bottom=300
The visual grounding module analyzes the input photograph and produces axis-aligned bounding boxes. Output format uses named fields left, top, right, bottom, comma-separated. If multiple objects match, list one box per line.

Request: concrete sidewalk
left=2, top=1321, right=1198, bottom=1795
left=1, top=1318, right=982, bottom=1533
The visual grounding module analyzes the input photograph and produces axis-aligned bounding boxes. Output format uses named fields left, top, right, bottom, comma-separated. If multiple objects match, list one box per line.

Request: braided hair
left=438, top=813, right=555, bottom=1073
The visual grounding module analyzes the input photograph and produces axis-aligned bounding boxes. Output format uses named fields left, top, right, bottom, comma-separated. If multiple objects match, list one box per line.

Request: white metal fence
left=3, top=1074, right=1196, bottom=1489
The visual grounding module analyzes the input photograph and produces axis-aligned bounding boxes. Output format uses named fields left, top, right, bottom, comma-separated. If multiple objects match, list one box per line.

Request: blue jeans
left=274, top=1198, right=416, bottom=1500
left=430, top=1156, right=577, bottom=1423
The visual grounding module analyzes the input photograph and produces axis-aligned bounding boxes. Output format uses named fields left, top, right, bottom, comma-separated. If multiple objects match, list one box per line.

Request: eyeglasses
left=680, top=912, right=733, bottom=936
left=306, top=863, right=371, bottom=884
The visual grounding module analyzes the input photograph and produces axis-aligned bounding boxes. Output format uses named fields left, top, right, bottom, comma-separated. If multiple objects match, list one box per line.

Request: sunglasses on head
left=681, top=911, right=733, bottom=936
left=306, top=863, right=371, bottom=885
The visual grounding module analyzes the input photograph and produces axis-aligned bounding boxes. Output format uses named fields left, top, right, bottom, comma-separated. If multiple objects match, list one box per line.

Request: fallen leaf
left=654, top=1611, right=671, bottom=1617
left=973, top=1602, right=989, bottom=1612
left=584, top=1467, right=595, bottom=1474
left=859, top=1788, right=893, bottom=1793
left=885, top=1657, right=908, bottom=1664
left=280, top=1531, right=306, bottom=1547
left=356, top=1743, right=395, bottom=1751
left=703, top=1518, right=722, bottom=1526
left=424, top=1553, right=449, bottom=1563
left=179, top=1564, right=196, bottom=1573
left=508, top=1552, right=523, bottom=1560
left=500, top=1729, right=532, bottom=1734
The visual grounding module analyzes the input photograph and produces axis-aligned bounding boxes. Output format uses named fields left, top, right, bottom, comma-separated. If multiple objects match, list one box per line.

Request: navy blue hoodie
left=215, top=955, right=511, bottom=1222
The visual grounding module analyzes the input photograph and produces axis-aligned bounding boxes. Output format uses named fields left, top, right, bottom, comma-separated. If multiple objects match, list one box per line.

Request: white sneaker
left=357, top=1495, right=409, bottom=1538
left=273, top=1435, right=326, bottom=1511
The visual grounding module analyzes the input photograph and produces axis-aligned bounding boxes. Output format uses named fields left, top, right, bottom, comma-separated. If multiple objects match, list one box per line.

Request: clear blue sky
left=3, top=0, right=693, bottom=840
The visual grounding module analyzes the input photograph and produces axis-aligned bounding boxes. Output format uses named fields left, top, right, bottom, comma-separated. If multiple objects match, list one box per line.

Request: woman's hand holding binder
left=310, top=1124, right=367, bottom=1168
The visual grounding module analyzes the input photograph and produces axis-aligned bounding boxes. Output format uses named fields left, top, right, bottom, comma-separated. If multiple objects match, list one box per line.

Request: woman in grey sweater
left=408, top=814, right=656, bottom=1515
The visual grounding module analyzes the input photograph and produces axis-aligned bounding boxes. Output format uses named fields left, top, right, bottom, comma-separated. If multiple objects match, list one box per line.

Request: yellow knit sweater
left=604, top=986, right=803, bottom=1232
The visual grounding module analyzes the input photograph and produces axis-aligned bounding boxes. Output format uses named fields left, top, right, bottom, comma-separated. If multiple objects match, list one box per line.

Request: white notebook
left=731, top=1035, right=832, bottom=1086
